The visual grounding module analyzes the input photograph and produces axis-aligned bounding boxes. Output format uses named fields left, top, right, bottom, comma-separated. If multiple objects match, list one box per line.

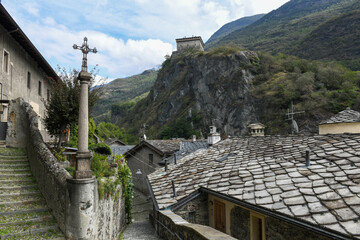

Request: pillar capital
left=77, top=71, right=91, bottom=82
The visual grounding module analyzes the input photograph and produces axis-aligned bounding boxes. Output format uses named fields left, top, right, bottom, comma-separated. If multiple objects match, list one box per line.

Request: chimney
left=306, top=149, right=311, bottom=167
left=192, top=135, right=196, bottom=141
left=207, top=125, right=221, bottom=145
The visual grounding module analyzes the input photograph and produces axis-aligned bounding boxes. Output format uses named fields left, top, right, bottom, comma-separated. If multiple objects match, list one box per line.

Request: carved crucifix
left=73, top=37, right=97, bottom=72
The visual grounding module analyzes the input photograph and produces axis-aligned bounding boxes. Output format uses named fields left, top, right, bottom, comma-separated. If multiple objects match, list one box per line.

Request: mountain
left=117, top=48, right=360, bottom=139
left=92, top=69, right=158, bottom=122
left=205, top=14, right=265, bottom=49
left=207, top=0, right=360, bottom=70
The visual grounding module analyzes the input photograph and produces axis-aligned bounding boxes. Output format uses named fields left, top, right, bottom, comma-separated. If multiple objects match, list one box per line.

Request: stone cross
left=72, top=37, right=97, bottom=179
left=73, top=37, right=97, bottom=72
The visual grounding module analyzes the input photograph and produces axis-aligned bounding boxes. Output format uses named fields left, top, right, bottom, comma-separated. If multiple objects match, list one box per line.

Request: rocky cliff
left=119, top=49, right=261, bottom=137
left=118, top=47, right=360, bottom=139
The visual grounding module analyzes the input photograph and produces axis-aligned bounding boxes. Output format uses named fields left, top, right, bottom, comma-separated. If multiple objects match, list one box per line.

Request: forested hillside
left=208, top=0, right=360, bottom=70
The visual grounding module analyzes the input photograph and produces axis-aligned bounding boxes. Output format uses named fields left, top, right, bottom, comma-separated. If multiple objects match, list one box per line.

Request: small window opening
left=149, top=154, right=153, bottom=163
left=27, top=72, right=31, bottom=89
left=3, top=51, right=9, bottom=73
left=38, top=81, right=42, bottom=95
left=47, top=89, right=50, bottom=101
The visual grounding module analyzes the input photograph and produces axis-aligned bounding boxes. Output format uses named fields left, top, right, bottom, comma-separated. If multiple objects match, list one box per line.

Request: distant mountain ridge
left=92, top=69, right=157, bottom=122
left=207, top=0, right=360, bottom=69
left=205, top=14, right=265, bottom=49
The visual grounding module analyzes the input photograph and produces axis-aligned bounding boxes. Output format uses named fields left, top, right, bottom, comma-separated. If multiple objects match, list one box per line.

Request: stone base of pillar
left=75, top=151, right=92, bottom=179
left=66, top=177, right=97, bottom=239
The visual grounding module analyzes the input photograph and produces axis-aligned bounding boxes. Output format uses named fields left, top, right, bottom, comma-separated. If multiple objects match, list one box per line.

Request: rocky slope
left=117, top=48, right=360, bottom=139
left=119, top=49, right=261, bottom=137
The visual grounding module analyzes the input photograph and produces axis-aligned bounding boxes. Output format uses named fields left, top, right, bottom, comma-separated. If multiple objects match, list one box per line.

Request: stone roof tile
left=148, top=134, right=360, bottom=239
left=320, top=108, right=360, bottom=124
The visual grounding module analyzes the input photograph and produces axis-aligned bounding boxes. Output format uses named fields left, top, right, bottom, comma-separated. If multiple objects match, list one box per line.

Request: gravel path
left=122, top=189, right=162, bottom=240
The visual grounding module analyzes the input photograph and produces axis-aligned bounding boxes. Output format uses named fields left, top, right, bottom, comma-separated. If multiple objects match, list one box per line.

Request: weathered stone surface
left=148, top=134, right=360, bottom=239
left=230, top=206, right=250, bottom=240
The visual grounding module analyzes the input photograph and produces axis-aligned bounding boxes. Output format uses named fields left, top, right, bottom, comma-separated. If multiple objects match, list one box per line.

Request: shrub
left=91, top=143, right=112, bottom=155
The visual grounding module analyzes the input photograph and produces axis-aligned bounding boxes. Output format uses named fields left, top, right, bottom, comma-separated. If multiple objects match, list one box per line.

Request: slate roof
left=145, top=140, right=181, bottom=154
left=110, top=145, right=134, bottom=156
left=320, top=108, right=360, bottom=125
left=124, top=139, right=182, bottom=158
left=148, top=135, right=360, bottom=239
left=160, top=140, right=208, bottom=164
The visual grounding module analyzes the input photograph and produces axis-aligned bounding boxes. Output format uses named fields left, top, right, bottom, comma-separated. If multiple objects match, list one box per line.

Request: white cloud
left=2, top=0, right=290, bottom=78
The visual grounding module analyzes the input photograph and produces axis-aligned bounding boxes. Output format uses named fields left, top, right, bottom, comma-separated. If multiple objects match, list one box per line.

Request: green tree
left=44, top=67, right=101, bottom=150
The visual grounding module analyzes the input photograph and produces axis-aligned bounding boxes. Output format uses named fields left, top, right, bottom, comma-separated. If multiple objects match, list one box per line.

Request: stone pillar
left=75, top=71, right=92, bottom=179
left=66, top=177, right=97, bottom=239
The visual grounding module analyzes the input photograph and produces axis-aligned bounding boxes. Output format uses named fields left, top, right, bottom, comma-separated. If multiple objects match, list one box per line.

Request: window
left=47, top=89, right=50, bottom=101
left=27, top=72, right=31, bottom=89
left=250, top=212, right=265, bottom=240
left=3, top=50, right=9, bottom=73
left=38, top=81, right=42, bottom=95
left=149, top=154, right=153, bottom=163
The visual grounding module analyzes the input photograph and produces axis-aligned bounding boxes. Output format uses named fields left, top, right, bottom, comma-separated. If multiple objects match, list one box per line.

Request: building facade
left=176, top=36, right=205, bottom=52
left=319, top=108, right=360, bottom=135
left=0, top=4, right=58, bottom=141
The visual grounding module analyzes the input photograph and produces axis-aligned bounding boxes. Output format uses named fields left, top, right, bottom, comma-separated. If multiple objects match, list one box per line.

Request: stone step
left=0, top=173, right=32, bottom=178
left=0, top=163, right=30, bottom=169
left=0, top=215, right=53, bottom=226
left=0, top=160, right=29, bottom=165
left=0, top=225, right=62, bottom=239
left=0, top=194, right=43, bottom=203
left=0, top=200, right=47, bottom=213
left=0, top=209, right=51, bottom=223
left=0, top=179, right=33, bottom=185
left=0, top=184, right=37, bottom=191
left=0, top=155, right=27, bottom=159
left=0, top=168, right=31, bottom=173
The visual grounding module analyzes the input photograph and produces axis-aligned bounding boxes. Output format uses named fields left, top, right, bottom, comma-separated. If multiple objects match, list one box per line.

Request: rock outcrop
left=120, top=50, right=261, bottom=137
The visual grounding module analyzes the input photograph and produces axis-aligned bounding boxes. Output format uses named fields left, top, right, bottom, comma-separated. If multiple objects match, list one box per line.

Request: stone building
left=176, top=36, right=205, bottom=52
left=148, top=134, right=360, bottom=240
left=319, top=108, right=360, bottom=135
left=0, top=4, right=58, bottom=141
left=125, top=139, right=208, bottom=195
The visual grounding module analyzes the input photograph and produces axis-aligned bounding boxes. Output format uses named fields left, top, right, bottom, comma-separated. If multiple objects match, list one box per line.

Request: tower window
left=27, top=72, right=31, bottom=89
left=38, top=81, right=42, bottom=95
left=3, top=50, right=9, bottom=73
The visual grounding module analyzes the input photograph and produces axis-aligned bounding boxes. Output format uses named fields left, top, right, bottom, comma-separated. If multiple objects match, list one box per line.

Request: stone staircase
left=0, top=148, right=65, bottom=239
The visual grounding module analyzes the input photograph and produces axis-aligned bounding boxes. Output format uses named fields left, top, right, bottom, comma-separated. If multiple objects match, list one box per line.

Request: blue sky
left=2, top=0, right=289, bottom=83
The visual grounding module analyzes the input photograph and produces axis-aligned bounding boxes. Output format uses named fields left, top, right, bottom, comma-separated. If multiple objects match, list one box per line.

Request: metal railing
left=149, top=213, right=182, bottom=240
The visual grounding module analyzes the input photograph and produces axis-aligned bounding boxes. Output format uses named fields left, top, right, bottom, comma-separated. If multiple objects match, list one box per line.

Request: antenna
left=286, top=101, right=304, bottom=135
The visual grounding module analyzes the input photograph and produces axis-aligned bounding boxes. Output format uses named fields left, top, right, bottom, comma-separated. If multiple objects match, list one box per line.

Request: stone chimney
left=248, top=123, right=265, bottom=137
left=192, top=135, right=196, bottom=142
left=207, top=126, right=221, bottom=145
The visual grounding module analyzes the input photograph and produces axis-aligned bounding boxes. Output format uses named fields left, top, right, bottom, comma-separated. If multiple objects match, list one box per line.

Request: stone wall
left=7, top=98, right=71, bottom=232
left=157, top=210, right=236, bottom=240
left=174, top=192, right=209, bottom=225
left=7, top=98, right=126, bottom=239
left=230, top=206, right=250, bottom=239
left=265, top=216, right=330, bottom=240
left=96, top=183, right=126, bottom=239
left=0, top=24, right=52, bottom=133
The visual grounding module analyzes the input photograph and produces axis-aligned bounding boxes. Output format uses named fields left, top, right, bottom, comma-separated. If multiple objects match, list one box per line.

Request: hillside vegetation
left=92, top=70, right=157, bottom=123
left=116, top=47, right=360, bottom=139
left=209, top=0, right=360, bottom=70
left=206, top=14, right=265, bottom=49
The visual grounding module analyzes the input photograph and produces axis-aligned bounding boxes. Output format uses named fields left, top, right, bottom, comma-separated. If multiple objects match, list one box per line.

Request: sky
left=2, top=0, right=289, bottom=83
